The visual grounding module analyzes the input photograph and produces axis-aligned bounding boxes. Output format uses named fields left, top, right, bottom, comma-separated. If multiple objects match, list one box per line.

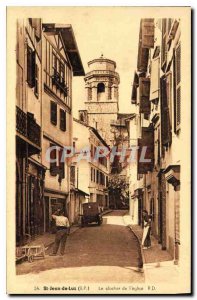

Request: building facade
left=73, top=118, right=110, bottom=212
left=130, top=18, right=181, bottom=263
left=41, top=23, right=84, bottom=232
left=16, top=19, right=85, bottom=243
left=16, top=19, right=45, bottom=245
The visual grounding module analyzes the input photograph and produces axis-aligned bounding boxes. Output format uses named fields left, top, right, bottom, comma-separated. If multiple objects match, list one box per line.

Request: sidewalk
left=123, top=213, right=180, bottom=284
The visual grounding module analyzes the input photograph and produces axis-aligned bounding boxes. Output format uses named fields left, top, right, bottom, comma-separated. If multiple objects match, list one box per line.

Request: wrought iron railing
left=16, top=106, right=41, bottom=147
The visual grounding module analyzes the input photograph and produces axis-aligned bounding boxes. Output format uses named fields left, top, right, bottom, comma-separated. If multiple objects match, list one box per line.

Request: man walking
left=50, top=209, right=70, bottom=256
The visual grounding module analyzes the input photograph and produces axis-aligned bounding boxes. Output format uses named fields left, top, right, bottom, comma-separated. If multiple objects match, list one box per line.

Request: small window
left=97, top=83, right=105, bottom=94
left=50, top=101, right=57, bottom=125
left=60, top=109, right=66, bottom=131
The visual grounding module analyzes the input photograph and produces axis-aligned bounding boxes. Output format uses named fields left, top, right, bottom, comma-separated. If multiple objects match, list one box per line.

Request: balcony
left=16, top=106, right=41, bottom=148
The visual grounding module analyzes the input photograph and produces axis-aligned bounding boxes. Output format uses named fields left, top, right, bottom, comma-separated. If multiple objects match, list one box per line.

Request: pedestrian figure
left=50, top=209, right=70, bottom=256
left=141, top=210, right=151, bottom=249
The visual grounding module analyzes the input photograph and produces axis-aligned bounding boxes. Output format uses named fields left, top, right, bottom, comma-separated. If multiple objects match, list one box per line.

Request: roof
left=43, top=23, right=85, bottom=76
left=90, top=127, right=110, bottom=149
left=88, top=56, right=116, bottom=68
left=73, top=118, right=110, bottom=149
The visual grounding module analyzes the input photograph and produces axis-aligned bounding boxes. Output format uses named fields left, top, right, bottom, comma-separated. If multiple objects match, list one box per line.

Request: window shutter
left=139, top=77, right=151, bottom=114
left=137, top=126, right=154, bottom=174
left=166, top=72, right=172, bottom=131
left=60, top=109, right=66, bottom=131
left=50, top=145, right=58, bottom=176
left=174, top=44, right=181, bottom=131
left=160, top=76, right=171, bottom=146
left=34, top=64, right=39, bottom=96
left=131, top=72, right=139, bottom=104
left=59, top=148, right=65, bottom=180
left=70, top=166, right=75, bottom=185
left=161, top=19, right=167, bottom=70
left=150, top=57, right=160, bottom=101
left=141, top=19, right=155, bottom=49
left=137, top=46, right=149, bottom=73
left=27, top=45, right=36, bottom=88
left=50, top=101, right=57, bottom=125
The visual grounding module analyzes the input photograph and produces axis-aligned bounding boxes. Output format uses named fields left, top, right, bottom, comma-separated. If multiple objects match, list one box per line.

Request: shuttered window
left=137, top=126, right=154, bottom=174
left=141, top=19, right=155, bottom=49
left=131, top=72, right=139, bottom=104
left=50, top=144, right=57, bottom=176
left=91, top=167, right=93, bottom=182
left=58, top=148, right=65, bottom=180
left=70, top=166, right=75, bottom=185
left=150, top=57, right=160, bottom=101
left=161, top=19, right=167, bottom=70
left=139, top=77, right=151, bottom=114
left=166, top=72, right=172, bottom=131
left=160, top=76, right=172, bottom=146
left=27, top=45, right=36, bottom=88
left=60, top=109, right=66, bottom=131
left=96, top=170, right=99, bottom=184
left=50, top=101, right=57, bottom=125
left=34, top=64, right=39, bottom=97
left=174, top=43, right=181, bottom=132
left=137, top=45, right=149, bottom=73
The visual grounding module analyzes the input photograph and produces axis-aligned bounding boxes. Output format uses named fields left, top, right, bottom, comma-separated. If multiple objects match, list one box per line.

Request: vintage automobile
left=81, top=202, right=103, bottom=227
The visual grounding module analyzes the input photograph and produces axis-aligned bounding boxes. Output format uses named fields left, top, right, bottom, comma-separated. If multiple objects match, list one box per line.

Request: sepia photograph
left=6, top=6, right=191, bottom=294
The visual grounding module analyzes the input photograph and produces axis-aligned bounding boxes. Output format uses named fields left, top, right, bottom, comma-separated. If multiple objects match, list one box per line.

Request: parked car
left=80, top=202, right=103, bottom=227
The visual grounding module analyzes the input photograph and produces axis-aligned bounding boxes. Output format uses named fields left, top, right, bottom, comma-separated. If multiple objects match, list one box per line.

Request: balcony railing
left=16, top=106, right=41, bottom=147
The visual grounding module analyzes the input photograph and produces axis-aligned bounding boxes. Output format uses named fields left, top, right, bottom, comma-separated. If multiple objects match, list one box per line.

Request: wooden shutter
left=59, top=148, right=65, bottom=180
left=160, top=76, right=171, bottom=146
left=137, top=127, right=154, bottom=174
left=27, top=45, right=36, bottom=88
left=70, top=166, right=75, bottom=185
left=139, top=77, right=151, bottom=114
left=141, top=19, right=155, bottom=49
left=166, top=72, right=172, bottom=131
left=50, top=101, right=57, bottom=125
left=131, top=72, right=139, bottom=104
left=137, top=45, right=149, bottom=73
left=150, top=57, right=160, bottom=101
left=174, top=44, right=181, bottom=132
left=50, top=144, right=58, bottom=176
left=34, top=64, right=39, bottom=96
left=161, top=19, right=167, bottom=70
left=60, top=109, right=66, bottom=131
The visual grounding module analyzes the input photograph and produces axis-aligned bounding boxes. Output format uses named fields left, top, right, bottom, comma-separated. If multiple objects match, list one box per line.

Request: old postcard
left=7, top=6, right=191, bottom=294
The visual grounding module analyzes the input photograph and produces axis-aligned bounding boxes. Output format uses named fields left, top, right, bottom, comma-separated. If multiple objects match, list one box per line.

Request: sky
left=41, top=7, right=140, bottom=117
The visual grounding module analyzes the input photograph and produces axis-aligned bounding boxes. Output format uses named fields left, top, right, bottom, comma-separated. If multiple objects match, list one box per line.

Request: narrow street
left=16, top=211, right=144, bottom=283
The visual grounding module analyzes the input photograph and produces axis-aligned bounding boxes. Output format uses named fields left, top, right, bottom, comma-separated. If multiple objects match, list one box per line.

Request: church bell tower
left=81, top=55, right=120, bottom=146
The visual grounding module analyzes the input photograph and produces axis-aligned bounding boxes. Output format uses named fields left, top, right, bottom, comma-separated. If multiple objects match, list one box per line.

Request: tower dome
left=84, top=55, right=120, bottom=102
